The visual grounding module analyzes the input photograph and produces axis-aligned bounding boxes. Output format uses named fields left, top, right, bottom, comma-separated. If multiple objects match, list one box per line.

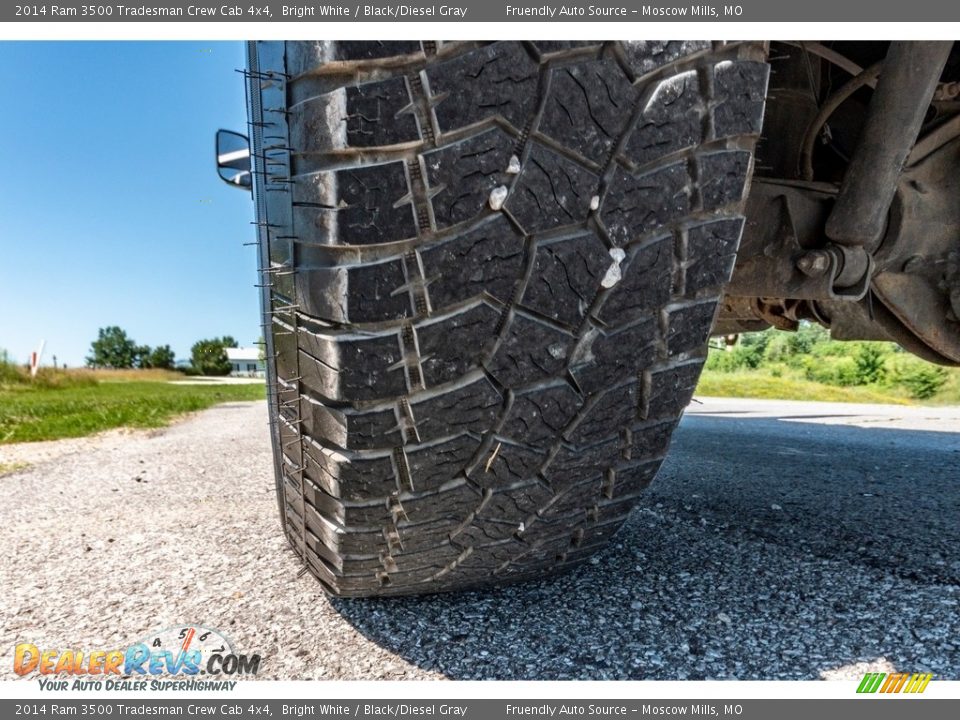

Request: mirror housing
left=215, top=129, right=252, bottom=190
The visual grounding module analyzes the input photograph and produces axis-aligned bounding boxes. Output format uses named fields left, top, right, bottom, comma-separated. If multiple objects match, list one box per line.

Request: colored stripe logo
left=857, top=672, right=933, bottom=694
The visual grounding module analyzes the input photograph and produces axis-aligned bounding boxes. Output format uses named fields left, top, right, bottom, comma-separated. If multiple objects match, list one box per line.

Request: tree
left=87, top=326, right=139, bottom=369
left=890, top=359, right=948, bottom=400
left=147, top=345, right=176, bottom=370
left=853, top=344, right=886, bottom=385
left=133, top=345, right=153, bottom=369
left=191, top=336, right=236, bottom=376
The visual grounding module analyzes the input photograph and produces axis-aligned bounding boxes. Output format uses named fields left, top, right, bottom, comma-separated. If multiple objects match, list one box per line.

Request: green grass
left=696, top=369, right=912, bottom=404
left=0, top=380, right=265, bottom=444
left=927, top=369, right=960, bottom=405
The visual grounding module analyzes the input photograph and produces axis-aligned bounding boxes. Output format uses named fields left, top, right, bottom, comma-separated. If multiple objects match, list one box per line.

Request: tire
left=246, top=40, right=769, bottom=597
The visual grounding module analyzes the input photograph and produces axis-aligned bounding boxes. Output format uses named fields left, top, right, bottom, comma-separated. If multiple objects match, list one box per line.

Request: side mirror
left=215, top=129, right=252, bottom=190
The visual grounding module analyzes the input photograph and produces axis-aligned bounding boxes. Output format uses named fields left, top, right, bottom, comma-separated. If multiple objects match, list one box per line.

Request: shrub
left=706, top=345, right=762, bottom=373
left=888, top=357, right=948, bottom=400
left=809, top=339, right=851, bottom=357
left=762, top=334, right=792, bottom=363
left=853, top=344, right=887, bottom=385
left=787, top=323, right=829, bottom=355
left=705, top=350, right=735, bottom=372
left=803, top=356, right=860, bottom=386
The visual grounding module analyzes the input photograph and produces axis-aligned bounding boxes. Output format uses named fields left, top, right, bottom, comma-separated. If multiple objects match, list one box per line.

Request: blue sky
left=0, top=41, right=258, bottom=367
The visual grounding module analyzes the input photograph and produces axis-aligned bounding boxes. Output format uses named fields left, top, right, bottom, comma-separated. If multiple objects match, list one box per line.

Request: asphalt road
left=1, top=397, right=957, bottom=681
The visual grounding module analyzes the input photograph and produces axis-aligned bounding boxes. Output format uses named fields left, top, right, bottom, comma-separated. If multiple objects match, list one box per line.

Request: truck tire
left=247, top=40, right=769, bottom=597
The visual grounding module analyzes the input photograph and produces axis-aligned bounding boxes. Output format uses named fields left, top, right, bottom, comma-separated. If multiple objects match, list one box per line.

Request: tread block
left=468, top=441, right=546, bottom=488
left=314, top=482, right=480, bottom=530
left=501, top=382, right=582, bottom=445
left=487, top=481, right=555, bottom=520
left=345, top=78, right=420, bottom=147
left=427, top=42, right=539, bottom=132
left=539, top=59, right=637, bottom=162
left=532, top=41, right=602, bottom=55
left=545, top=437, right=620, bottom=488
left=541, top=477, right=603, bottom=518
left=416, top=303, right=501, bottom=387
left=337, top=41, right=422, bottom=60
left=646, top=362, right=703, bottom=420
left=571, top=317, right=658, bottom=394
left=328, top=518, right=453, bottom=556
left=568, top=380, right=639, bottom=446
left=621, top=41, right=711, bottom=78
left=290, top=77, right=419, bottom=154
left=411, top=374, right=503, bottom=442
left=712, top=60, right=769, bottom=139
left=627, top=419, right=676, bottom=460
left=389, top=518, right=465, bottom=554
left=297, top=326, right=406, bottom=402
left=405, top=435, right=480, bottom=493
left=293, top=258, right=412, bottom=325
left=487, top=312, right=575, bottom=388
left=419, top=215, right=525, bottom=309
left=595, top=236, right=672, bottom=324
left=460, top=546, right=541, bottom=575
left=397, top=482, right=483, bottom=524
left=684, top=218, right=742, bottom=295
left=303, top=445, right=397, bottom=503
left=462, top=512, right=573, bottom=544
left=600, top=162, right=691, bottom=245
left=626, top=70, right=703, bottom=167
left=698, top=150, right=751, bottom=211
left=520, top=231, right=609, bottom=327
left=334, top=163, right=418, bottom=245
left=665, top=301, right=719, bottom=356
left=611, top=460, right=660, bottom=497
left=423, top=128, right=515, bottom=229
left=453, top=518, right=523, bottom=546
left=507, top=144, right=599, bottom=234
left=302, top=398, right=401, bottom=451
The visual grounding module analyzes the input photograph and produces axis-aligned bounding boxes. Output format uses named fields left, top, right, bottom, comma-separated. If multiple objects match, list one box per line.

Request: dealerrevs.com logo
left=14, top=625, right=261, bottom=691
left=856, top=672, right=934, bottom=694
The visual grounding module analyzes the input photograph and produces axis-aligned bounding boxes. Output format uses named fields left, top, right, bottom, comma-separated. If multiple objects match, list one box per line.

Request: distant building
left=226, top=347, right=266, bottom=377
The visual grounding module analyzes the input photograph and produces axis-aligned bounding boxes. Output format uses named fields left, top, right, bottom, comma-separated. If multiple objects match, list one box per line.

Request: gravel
left=1, top=398, right=957, bottom=680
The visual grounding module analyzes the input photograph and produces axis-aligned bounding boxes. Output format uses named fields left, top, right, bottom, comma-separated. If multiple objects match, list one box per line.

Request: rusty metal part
left=714, top=295, right=821, bottom=335
left=799, top=61, right=882, bottom=182
left=817, top=295, right=958, bottom=365
left=725, top=41, right=960, bottom=366
left=726, top=180, right=873, bottom=301
left=725, top=144, right=960, bottom=363
left=713, top=296, right=773, bottom=336
left=825, top=41, right=953, bottom=250
left=865, top=133, right=960, bottom=363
